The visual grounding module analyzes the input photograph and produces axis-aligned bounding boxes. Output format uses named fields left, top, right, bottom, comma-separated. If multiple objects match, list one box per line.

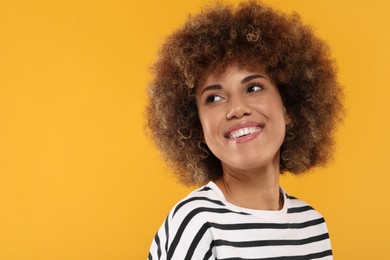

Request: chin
left=222, top=158, right=276, bottom=172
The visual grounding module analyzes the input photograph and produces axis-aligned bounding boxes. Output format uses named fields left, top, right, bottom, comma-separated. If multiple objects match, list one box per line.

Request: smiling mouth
left=228, top=127, right=262, bottom=139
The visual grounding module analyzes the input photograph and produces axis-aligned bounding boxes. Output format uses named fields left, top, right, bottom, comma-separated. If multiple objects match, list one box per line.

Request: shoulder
left=168, top=182, right=250, bottom=226
left=284, top=192, right=330, bottom=230
left=169, top=184, right=225, bottom=221
left=149, top=183, right=227, bottom=259
left=285, top=192, right=323, bottom=215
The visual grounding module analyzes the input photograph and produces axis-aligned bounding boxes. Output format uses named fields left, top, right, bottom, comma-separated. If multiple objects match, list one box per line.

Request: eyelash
left=203, top=83, right=264, bottom=104
left=205, top=95, right=223, bottom=104
left=246, top=83, right=264, bottom=93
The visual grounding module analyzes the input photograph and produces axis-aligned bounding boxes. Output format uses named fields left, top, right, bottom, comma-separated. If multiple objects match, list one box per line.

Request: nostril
left=226, top=103, right=252, bottom=120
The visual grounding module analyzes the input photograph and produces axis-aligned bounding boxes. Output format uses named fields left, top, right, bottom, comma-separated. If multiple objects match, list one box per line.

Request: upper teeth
left=229, top=127, right=261, bottom=139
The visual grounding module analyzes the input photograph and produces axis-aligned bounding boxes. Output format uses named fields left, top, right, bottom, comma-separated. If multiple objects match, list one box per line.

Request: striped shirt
left=148, top=181, right=333, bottom=260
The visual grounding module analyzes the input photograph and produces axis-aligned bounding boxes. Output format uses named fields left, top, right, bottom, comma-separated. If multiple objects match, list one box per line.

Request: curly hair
left=146, top=0, right=344, bottom=186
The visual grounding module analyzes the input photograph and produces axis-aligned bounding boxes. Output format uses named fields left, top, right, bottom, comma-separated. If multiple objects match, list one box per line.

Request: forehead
left=197, top=63, right=268, bottom=88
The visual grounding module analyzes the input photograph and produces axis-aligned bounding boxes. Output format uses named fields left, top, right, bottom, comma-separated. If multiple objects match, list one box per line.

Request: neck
left=215, top=163, right=282, bottom=211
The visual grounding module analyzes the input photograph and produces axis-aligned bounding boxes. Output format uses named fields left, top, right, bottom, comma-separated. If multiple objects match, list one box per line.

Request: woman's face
left=196, top=64, right=290, bottom=173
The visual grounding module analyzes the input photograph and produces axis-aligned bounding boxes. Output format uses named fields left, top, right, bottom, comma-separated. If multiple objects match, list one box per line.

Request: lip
left=224, top=121, right=264, bottom=143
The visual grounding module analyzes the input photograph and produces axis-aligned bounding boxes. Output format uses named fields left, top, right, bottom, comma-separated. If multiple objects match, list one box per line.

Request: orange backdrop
left=1, top=0, right=389, bottom=259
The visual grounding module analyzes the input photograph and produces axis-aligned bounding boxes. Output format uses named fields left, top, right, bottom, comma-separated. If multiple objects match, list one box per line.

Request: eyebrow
left=241, top=74, right=264, bottom=84
left=199, top=84, right=222, bottom=96
left=200, top=74, right=265, bottom=96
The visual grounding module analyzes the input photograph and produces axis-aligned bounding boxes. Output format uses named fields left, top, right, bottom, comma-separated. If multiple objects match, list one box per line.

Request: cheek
left=198, top=110, right=209, bottom=137
left=264, top=97, right=287, bottom=124
left=198, top=112, right=221, bottom=149
left=198, top=107, right=216, bottom=132
left=199, top=118, right=214, bottom=141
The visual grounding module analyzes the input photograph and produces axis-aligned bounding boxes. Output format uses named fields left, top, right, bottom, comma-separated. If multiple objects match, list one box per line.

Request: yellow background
left=0, top=0, right=389, bottom=259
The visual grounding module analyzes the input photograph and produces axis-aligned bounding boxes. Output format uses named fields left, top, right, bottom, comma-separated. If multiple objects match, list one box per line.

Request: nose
left=226, top=95, right=252, bottom=119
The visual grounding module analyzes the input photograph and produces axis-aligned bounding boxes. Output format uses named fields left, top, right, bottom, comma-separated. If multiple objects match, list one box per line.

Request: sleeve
left=148, top=208, right=216, bottom=260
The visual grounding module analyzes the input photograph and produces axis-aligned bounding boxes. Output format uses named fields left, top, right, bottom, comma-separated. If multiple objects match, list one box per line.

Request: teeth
left=229, top=127, right=261, bottom=139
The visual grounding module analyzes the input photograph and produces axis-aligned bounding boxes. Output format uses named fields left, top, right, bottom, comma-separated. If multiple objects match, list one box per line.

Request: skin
left=196, top=64, right=291, bottom=210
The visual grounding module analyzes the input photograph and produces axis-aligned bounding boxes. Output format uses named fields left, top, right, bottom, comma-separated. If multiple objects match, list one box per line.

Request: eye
left=246, top=83, right=263, bottom=93
left=205, top=95, right=223, bottom=104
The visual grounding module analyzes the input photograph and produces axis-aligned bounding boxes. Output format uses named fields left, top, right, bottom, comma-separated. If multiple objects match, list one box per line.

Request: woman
left=147, top=1, right=344, bottom=259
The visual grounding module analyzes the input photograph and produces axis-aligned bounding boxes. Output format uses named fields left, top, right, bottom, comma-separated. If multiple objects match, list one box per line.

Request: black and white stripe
left=149, top=182, right=333, bottom=260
